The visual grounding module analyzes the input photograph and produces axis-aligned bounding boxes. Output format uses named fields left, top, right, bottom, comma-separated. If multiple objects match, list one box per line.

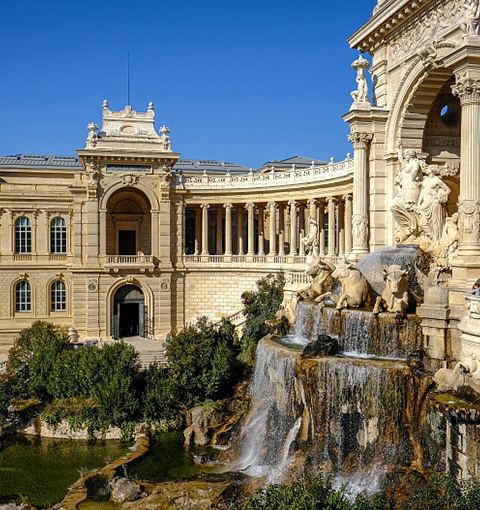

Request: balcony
left=104, top=254, right=155, bottom=273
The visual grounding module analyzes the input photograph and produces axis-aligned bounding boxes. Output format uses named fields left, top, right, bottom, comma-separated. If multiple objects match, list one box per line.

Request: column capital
left=342, top=194, right=353, bottom=202
left=200, top=203, right=210, bottom=210
left=288, top=200, right=298, bottom=209
left=348, top=131, right=373, bottom=149
left=245, top=202, right=255, bottom=210
left=326, top=196, right=337, bottom=205
left=224, top=203, right=233, bottom=210
left=452, top=78, right=480, bottom=106
left=267, top=201, right=277, bottom=209
left=307, top=198, right=318, bottom=207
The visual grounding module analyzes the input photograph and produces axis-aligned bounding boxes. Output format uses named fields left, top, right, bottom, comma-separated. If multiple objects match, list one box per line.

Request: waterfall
left=229, top=341, right=302, bottom=483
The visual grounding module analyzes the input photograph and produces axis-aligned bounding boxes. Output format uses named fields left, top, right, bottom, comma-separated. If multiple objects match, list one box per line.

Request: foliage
left=240, top=273, right=285, bottom=362
left=141, top=363, right=177, bottom=423
left=230, top=473, right=480, bottom=510
left=0, top=374, right=13, bottom=427
left=165, top=318, right=241, bottom=405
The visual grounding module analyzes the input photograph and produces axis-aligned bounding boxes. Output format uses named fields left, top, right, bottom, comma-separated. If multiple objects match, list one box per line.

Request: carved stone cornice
left=348, top=132, right=373, bottom=150
left=452, top=78, right=480, bottom=106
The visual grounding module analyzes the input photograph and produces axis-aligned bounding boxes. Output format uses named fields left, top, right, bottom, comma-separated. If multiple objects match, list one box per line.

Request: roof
left=0, top=154, right=252, bottom=174
left=261, top=156, right=328, bottom=168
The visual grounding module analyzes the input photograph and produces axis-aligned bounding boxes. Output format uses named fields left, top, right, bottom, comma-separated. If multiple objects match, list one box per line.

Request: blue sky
left=0, top=0, right=375, bottom=168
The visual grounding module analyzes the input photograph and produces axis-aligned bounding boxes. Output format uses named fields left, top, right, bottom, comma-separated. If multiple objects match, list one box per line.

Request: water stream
left=231, top=296, right=421, bottom=495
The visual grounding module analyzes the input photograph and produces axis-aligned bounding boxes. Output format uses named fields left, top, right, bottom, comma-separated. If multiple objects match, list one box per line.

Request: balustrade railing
left=173, top=157, right=353, bottom=189
left=105, top=255, right=153, bottom=264
left=13, top=254, right=32, bottom=262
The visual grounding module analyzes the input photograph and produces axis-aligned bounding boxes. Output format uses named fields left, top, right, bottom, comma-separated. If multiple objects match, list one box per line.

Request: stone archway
left=106, top=188, right=152, bottom=256
left=112, top=285, right=145, bottom=338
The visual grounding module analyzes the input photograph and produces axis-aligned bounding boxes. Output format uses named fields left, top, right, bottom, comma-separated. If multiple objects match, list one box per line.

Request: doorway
left=112, top=285, right=145, bottom=338
left=118, top=230, right=136, bottom=255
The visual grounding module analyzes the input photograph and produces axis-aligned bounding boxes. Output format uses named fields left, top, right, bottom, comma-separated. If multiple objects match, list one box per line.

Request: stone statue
left=390, top=147, right=423, bottom=242
left=317, top=261, right=370, bottom=310
left=417, top=163, right=451, bottom=246
left=299, top=258, right=334, bottom=301
left=300, top=217, right=319, bottom=255
left=350, top=54, right=370, bottom=108
left=461, top=0, right=480, bottom=36
left=373, top=265, right=410, bottom=316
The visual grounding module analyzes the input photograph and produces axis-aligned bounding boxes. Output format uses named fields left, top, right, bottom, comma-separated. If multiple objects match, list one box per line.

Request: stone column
left=99, top=209, right=107, bottom=259
left=258, top=205, right=265, bottom=256
left=246, top=202, right=255, bottom=258
left=319, top=201, right=326, bottom=257
left=278, top=204, right=285, bottom=256
left=195, top=206, right=201, bottom=255
left=268, top=202, right=277, bottom=257
left=237, top=206, right=245, bottom=255
left=201, top=204, right=210, bottom=257
left=224, top=203, right=233, bottom=258
left=216, top=206, right=223, bottom=255
left=348, top=132, right=372, bottom=256
left=452, top=77, right=480, bottom=257
left=343, top=194, right=353, bottom=257
left=299, top=203, right=306, bottom=256
left=327, top=196, right=337, bottom=258
left=289, top=200, right=298, bottom=257
left=338, top=199, right=345, bottom=258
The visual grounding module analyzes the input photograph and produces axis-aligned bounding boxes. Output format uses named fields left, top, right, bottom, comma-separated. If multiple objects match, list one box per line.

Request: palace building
left=1, top=0, right=479, bottom=369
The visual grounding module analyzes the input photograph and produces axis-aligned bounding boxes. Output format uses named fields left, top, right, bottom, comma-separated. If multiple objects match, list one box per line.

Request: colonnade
left=184, top=195, right=353, bottom=262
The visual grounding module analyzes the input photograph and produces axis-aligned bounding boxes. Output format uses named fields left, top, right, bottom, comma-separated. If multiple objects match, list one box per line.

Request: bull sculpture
left=317, top=261, right=369, bottom=310
left=373, top=264, right=409, bottom=316
left=299, top=257, right=334, bottom=301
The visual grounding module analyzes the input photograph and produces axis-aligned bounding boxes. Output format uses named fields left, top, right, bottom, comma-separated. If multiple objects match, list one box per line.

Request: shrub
left=240, top=273, right=285, bottom=362
left=165, top=317, right=241, bottom=405
left=142, top=363, right=177, bottom=423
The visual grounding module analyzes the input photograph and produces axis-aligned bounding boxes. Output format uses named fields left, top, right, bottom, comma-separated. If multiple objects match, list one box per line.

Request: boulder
left=111, top=476, right=140, bottom=503
left=301, top=334, right=339, bottom=358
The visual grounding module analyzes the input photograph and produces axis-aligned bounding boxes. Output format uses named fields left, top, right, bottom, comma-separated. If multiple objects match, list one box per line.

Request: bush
left=142, top=363, right=177, bottom=423
left=165, top=317, right=241, bottom=405
left=0, top=374, right=13, bottom=427
left=240, top=273, right=285, bottom=361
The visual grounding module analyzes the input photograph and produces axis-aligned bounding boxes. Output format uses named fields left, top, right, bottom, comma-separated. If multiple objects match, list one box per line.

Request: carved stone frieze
left=389, top=0, right=463, bottom=66
left=352, top=213, right=369, bottom=248
left=457, top=200, right=480, bottom=246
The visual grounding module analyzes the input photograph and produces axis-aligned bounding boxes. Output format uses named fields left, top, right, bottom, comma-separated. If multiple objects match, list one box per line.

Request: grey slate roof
left=0, top=154, right=252, bottom=174
left=262, top=156, right=328, bottom=168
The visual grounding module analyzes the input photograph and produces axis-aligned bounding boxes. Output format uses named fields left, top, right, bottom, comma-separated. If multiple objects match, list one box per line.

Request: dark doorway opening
left=112, top=285, right=145, bottom=338
left=118, top=230, right=136, bottom=255
left=119, top=302, right=139, bottom=337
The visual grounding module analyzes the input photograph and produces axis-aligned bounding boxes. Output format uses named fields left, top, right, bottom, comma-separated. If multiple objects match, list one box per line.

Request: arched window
left=15, top=280, right=31, bottom=312
left=50, top=217, right=67, bottom=254
left=15, top=217, right=31, bottom=254
left=51, top=280, right=66, bottom=311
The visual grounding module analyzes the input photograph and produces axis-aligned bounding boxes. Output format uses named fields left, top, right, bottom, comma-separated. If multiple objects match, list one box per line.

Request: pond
left=0, top=435, right=132, bottom=508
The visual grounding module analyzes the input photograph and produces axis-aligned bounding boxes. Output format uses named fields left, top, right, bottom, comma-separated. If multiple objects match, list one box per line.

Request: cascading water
left=229, top=341, right=303, bottom=484
left=230, top=274, right=423, bottom=493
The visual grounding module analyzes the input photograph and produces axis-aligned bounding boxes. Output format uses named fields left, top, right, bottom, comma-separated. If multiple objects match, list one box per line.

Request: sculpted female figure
left=417, top=164, right=451, bottom=245
left=390, top=148, right=423, bottom=242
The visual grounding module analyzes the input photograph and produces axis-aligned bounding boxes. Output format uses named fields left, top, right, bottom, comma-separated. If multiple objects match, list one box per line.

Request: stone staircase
left=136, top=349, right=168, bottom=369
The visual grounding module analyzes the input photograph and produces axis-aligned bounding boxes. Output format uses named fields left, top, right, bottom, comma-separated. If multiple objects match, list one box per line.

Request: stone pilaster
left=348, top=131, right=372, bottom=256
left=278, top=204, right=285, bottom=257
left=452, top=77, right=480, bottom=257
left=338, top=199, right=345, bottom=258
left=194, top=206, right=201, bottom=255
left=246, top=202, right=255, bottom=258
left=216, top=206, right=223, bottom=255
left=224, top=203, right=233, bottom=257
left=299, top=203, right=305, bottom=257
left=237, top=206, right=245, bottom=255
left=267, top=201, right=277, bottom=257
left=327, top=196, right=337, bottom=258
left=319, top=201, right=326, bottom=257
left=343, top=194, right=353, bottom=257
left=201, top=204, right=210, bottom=257
left=289, top=200, right=298, bottom=258
left=257, top=205, right=265, bottom=256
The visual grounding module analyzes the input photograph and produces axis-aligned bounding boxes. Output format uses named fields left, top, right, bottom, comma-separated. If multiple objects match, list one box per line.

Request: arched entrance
left=112, top=285, right=145, bottom=338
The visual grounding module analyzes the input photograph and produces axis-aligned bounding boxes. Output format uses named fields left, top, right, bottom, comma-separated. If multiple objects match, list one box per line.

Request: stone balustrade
left=173, top=158, right=353, bottom=189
